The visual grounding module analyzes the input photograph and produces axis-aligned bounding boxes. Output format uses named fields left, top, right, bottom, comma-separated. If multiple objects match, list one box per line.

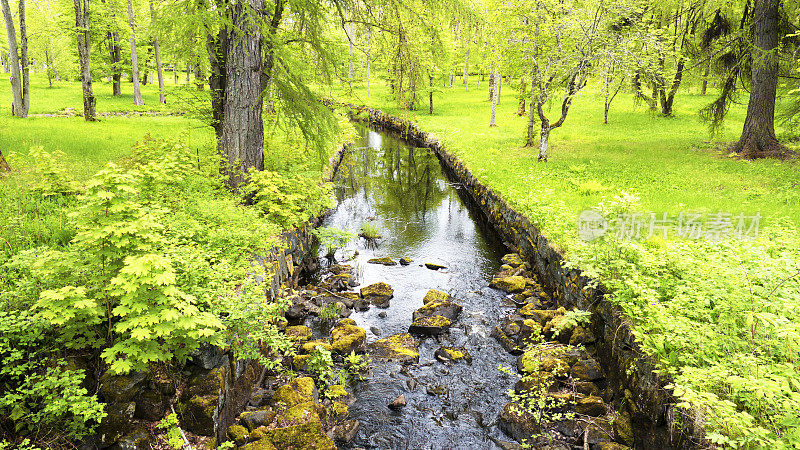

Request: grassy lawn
left=331, top=79, right=800, bottom=447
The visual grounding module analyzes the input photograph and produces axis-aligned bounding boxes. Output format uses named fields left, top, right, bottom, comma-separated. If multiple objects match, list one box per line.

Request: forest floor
left=330, top=80, right=800, bottom=447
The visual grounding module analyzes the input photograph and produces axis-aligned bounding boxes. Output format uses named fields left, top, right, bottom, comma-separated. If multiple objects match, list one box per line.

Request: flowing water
left=313, top=125, right=521, bottom=449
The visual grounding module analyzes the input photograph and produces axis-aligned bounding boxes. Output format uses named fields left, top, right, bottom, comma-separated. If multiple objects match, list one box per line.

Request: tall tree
left=127, top=0, right=143, bottom=105
left=734, top=0, right=783, bottom=158
left=73, top=0, right=95, bottom=120
left=149, top=0, right=165, bottom=103
left=219, top=0, right=264, bottom=188
left=1, top=0, right=29, bottom=117
left=0, top=149, right=10, bottom=172
left=109, top=28, right=122, bottom=95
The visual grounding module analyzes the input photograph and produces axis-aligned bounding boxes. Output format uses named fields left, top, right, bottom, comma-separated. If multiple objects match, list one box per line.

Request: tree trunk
left=185, top=63, right=190, bottom=83
left=149, top=0, right=165, bottom=103
left=46, top=48, right=53, bottom=87
left=1, top=0, right=24, bottom=117
left=428, top=75, right=433, bottom=114
left=347, top=23, right=353, bottom=80
left=497, top=74, right=501, bottom=101
left=18, top=0, right=28, bottom=116
left=126, top=0, right=143, bottom=105
left=517, top=77, right=526, bottom=116
left=539, top=122, right=549, bottom=161
left=0, top=148, right=10, bottom=172
left=74, top=0, right=95, bottom=121
left=173, top=64, right=178, bottom=83
left=488, top=71, right=494, bottom=100
left=701, top=58, right=710, bottom=95
left=109, top=30, right=122, bottom=95
left=525, top=83, right=537, bottom=146
left=659, top=58, right=684, bottom=116
left=207, top=27, right=227, bottom=139
left=219, top=0, right=264, bottom=188
left=735, top=0, right=783, bottom=158
left=462, top=46, right=469, bottom=88
left=195, top=64, right=204, bottom=90
left=489, top=72, right=498, bottom=127
left=366, top=27, right=371, bottom=97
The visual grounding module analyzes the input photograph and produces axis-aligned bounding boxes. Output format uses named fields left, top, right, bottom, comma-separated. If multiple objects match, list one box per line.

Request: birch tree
left=149, top=0, right=165, bottom=103
left=1, top=0, right=29, bottom=117
left=127, top=0, right=143, bottom=105
left=505, top=0, right=619, bottom=160
left=73, top=0, right=95, bottom=120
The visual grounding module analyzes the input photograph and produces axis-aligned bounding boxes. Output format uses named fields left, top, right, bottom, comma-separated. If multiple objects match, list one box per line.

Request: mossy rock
left=262, top=421, right=336, bottom=450
left=569, top=326, right=595, bottom=346
left=399, top=257, right=413, bottom=265
left=501, top=253, right=525, bottom=268
left=241, top=439, right=278, bottom=450
left=368, top=257, right=397, bottom=266
left=519, top=306, right=561, bottom=325
left=490, top=276, right=526, bottom=293
left=98, top=371, right=147, bottom=404
left=286, top=325, right=312, bottom=342
left=412, top=299, right=462, bottom=322
left=514, top=372, right=556, bottom=395
left=571, top=358, right=604, bottom=381
left=241, top=410, right=276, bottom=431
left=595, top=443, right=630, bottom=450
left=327, top=401, right=349, bottom=420
left=249, top=426, right=270, bottom=441
left=227, top=424, right=249, bottom=446
left=175, top=394, right=217, bottom=436
left=517, top=347, right=571, bottom=375
left=424, top=262, right=447, bottom=270
left=325, top=385, right=354, bottom=404
left=325, top=273, right=356, bottom=291
left=501, top=264, right=514, bottom=271
left=271, top=377, right=317, bottom=408
left=331, top=321, right=366, bottom=354
left=498, top=402, right=539, bottom=443
left=422, top=289, right=450, bottom=304
left=96, top=401, right=136, bottom=447
left=575, top=395, right=606, bottom=416
left=408, top=315, right=452, bottom=336
left=434, top=346, right=472, bottom=363
left=613, top=411, right=634, bottom=446
left=292, top=354, right=311, bottom=371
left=301, top=340, right=333, bottom=354
left=368, top=333, right=420, bottom=363
left=329, top=264, right=353, bottom=275
left=276, top=401, right=322, bottom=427
left=360, top=282, right=393, bottom=298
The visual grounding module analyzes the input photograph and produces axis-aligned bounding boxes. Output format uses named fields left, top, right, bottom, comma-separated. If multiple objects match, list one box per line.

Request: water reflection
left=320, top=125, right=517, bottom=449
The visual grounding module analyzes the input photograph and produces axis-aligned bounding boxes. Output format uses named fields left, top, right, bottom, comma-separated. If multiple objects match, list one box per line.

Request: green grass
left=0, top=72, right=201, bottom=114
left=331, top=78, right=800, bottom=447
left=328, top=79, right=800, bottom=229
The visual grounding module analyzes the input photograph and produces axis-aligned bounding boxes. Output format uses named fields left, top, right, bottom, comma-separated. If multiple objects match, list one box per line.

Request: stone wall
left=346, top=105, right=707, bottom=449
left=93, top=143, right=350, bottom=449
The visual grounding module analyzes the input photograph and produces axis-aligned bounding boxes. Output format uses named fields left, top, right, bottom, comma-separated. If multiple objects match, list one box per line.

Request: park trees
left=126, top=0, right=144, bottom=105
left=1, top=0, right=30, bottom=117
left=504, top=0, right=620, bottom=160
left=73, top=0, right=95, bottom=120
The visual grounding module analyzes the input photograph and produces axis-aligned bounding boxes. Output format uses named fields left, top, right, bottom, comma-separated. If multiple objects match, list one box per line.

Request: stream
left=310, top=124, right=521, bottom=449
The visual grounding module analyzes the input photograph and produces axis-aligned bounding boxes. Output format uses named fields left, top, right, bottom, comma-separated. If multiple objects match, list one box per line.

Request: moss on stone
left=241, top=439, right=278, bottom=450
left=227, top=424, right=248, bottom=442
left=489, top=275, right=526, bottom=293
left=360, top=282, right=393, bottom=298
left=368, top=333, right=420, bottom=363
left=501, top=253, right=525, bottom=267
left=276, top=401, right=322, bottom=426
left=328, top=401, right=349, bottom=419
left=292, top=354, right=311, bottom=371
left=249, top=426, right=270, bottom=441
left=271, top=377, right=317, bottom=407
left=301, top=340, right=333, bottom=354
left=422, top=289, right=449, bottom=304
left=409, top=315, right=452, bottom=336
left=263, top=421, right=336, bottom=450
left=368, top=257, right=397, bottom=265
left=326, top=384, right=349, bottom=400
left=331, top=321, right=366, bottom=354
left=286, top=325, right=312, bottom=342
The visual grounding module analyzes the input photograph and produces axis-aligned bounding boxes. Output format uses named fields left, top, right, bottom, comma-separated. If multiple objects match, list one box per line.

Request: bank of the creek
left=279, top=124, right=635, bottom=449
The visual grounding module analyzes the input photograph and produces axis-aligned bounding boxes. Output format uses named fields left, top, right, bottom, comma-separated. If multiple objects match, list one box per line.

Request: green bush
left=243, top=169, right=333, bottom=228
